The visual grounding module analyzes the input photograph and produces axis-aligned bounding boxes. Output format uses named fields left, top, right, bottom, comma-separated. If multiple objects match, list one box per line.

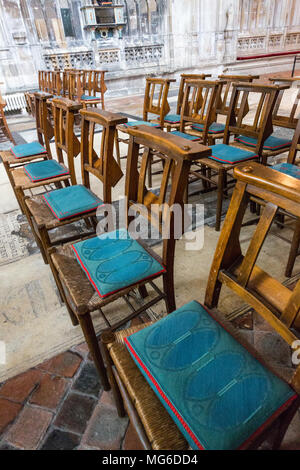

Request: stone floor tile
left=254, top=330, right=292, bottom=367
left=0, top=398, right=22, bottom=433
left=0, top=369, right=41, bottom=403
left=122, top=423, right=144, bottom=450
left=54, top=392, right=96, bottom=435
left=5, top=405, right=53, bottom=450
left=81, top=400, right=128, bottom=450
left=40, top=428, right=81, bottom=450
left=37, top=351, right=82, bottom=378
left=73, top=342, right=90, bottom=356
left=72, top=362, right=102, bottom=398
left=29, top=373, right=68, bottom=410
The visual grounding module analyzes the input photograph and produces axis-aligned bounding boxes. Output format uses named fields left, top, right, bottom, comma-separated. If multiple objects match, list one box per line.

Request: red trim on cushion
left=124, top=336, right=205, bottom=450
left=164, top=119, right=181, bottom=124
left=11, top=148, right=47, bottom=159
left=23, top=166, right=69, bottom=183
left=71, top=244, right=166, bottom=298
left=236, top=137, right=291, bottom=150
left=42, top=194, right=103, bottom=221
left=209, top=154, right=258, bottom=164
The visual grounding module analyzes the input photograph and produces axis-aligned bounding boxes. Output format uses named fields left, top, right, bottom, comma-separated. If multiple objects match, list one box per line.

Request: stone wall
left=0, top=0, right=299, bottom=96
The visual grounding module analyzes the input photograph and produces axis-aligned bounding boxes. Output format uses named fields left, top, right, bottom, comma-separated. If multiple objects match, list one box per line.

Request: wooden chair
left=1, top=92, right=54, bottom=212
left=163, top=73, right=212, bottom=131
left=9, top=98, right=82, bottom=216
left=24, top=108, right=127, bottom=264
left=81, top=69, right=108, bottom=109
left=184, top=74, right=259, bottom=146
left=233, top=77, right=300, bottom=163
left=48, top=125, right=211, bottom=388
left=102, top=162, right=300, bottom=450
left=193, top=83, right=286, bottom=231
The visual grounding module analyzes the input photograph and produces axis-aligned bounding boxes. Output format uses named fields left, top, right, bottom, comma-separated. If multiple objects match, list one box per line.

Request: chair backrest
left=80, top=108, right=127, bottom=203
left=223, top=83, right=287, bottom=161
left=82, top=70, right=108, bottom=96
left=68, top=70, right=84, bottom=102
left=143, top=77, right=176, bottom=127
left=51, top=97, right=82, bottom=185
left=179, top=79, right=224, bottom=144
left=205, top=161, right=300, bottom=392
left=34, top=91, right=54, bottom=158
left=176, top=73, right=212, bottom=115
left=269, top=77, right=300, bottom=130
left=217, top=74, right=259, bottom=117
left=120, top=124, right=212, bottom=271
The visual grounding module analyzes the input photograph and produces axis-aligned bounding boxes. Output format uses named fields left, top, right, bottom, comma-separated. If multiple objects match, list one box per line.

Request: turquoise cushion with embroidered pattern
left=272, top=162, right=300, bottom=180
left=235, top=134, right=292, bottom=151
left=81, top=94, right=99, bottom=101
left=72, top=229, right=166, bottom=298
left=24, top=160, right=69, bottom=182
left=209, top=144, right=258, bottom=164
left=123, top=120, right=161, bottom=128
left=43, top=185, right=103, bottom=221
left=164, top=114, right=181, bottom=124
left=191, top=122, right=225, bottom=134
left=171, top=130, right=201, bottom=141
left=11, top=141, right=47, bottom=159
left=125, top=300, right=297, bottom=450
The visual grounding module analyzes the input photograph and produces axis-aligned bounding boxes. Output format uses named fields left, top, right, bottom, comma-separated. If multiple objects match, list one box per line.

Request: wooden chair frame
left=47, top=125, right=211, bottom=388
left=24, top=108, right=126, bottom=265
left=193, top=83, right=285, bottom=231
left=9, top=98, right=81, bottom=217
left=101, top=162, right=300, bottom=450
left=1, top=92, right=54, bottom=213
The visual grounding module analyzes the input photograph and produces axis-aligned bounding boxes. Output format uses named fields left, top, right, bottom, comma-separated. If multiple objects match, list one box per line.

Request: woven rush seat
left=11, top=164, right=70, bottom=189
left=106, top=323, right=189, bottom=450
left=1, top=150, right=47, bottom=165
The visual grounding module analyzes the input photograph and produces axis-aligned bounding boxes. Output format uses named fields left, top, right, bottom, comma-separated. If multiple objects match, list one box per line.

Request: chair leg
left=163, top=272, right=176, bottom=314
left=285, top=218, right=300, bottom=278
left=115, top=130, right=121, bottom=166
left=78, top=312, right=110, bottom=391
left=4, top=163, right=24, bottom=214
left=138, top=285, right=148, bottom=299
left=101, top=332, right=126, bottom=418
left=215, top=168, right=225, bottom=232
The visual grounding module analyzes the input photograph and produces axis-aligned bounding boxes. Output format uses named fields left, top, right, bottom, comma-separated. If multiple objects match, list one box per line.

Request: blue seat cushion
left=123, top=120, right=161, bottom=128
left=209, top=144, right=258, bottom=164
left=125, top=300, right=297, bottom=450
left=272, top=162, right=300, bottom=180
left=72, top=228, right=166, bottom=298
left=11, top=141, right=47, bottom=159
left=24, top=160, right=69, bottom=183
left=81, top=94, right=99, bottom=101
left=191, top=122, right=226, bottom=134
left=235, top=134, right=292, bottom=151
left=43, top=185, right=103, bottom=221
left=164, top=114, right=181, bottom=124
left=171, top=130, right=201, bottom=141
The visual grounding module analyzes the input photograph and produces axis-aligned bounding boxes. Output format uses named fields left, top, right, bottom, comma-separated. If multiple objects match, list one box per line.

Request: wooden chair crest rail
left=48, top=125, right=211, bottom=388
left=101, top=162, right=300, bottom=451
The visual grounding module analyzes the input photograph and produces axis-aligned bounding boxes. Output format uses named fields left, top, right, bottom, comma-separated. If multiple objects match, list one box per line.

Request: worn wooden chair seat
left=11, top=165, right=70, bottom=190
left=1, top=150, right=47, bottom=165
left=105, top=323, right=189, bottom=450
left=49, top=126, right=211, bottom=388
left=102, top=161, right=300, bottom=451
